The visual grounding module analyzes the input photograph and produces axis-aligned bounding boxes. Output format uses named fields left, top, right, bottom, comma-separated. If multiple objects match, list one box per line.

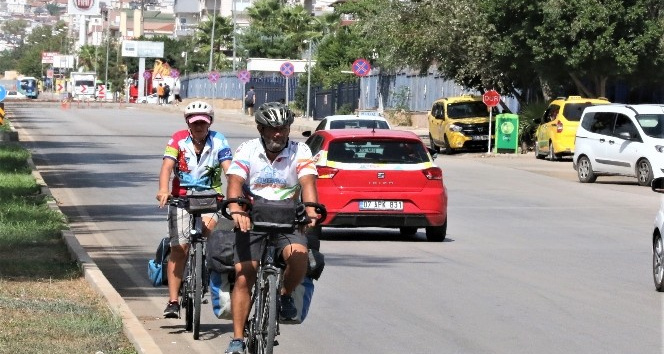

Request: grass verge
left=0, top=138, right=136, bottom=354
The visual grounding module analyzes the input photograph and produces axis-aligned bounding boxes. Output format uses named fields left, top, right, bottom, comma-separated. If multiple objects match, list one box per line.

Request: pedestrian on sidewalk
left=173, top=84, right=182, bottom=106
left=244, top=86, right=255, bottom=116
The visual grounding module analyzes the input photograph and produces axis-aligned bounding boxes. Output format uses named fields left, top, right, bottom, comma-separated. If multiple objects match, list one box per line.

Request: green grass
left=0, top=139, right=137, bottom=354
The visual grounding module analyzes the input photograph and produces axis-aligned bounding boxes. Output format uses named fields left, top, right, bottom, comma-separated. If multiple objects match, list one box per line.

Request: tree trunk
left=569, top=73, right=593, bottom=97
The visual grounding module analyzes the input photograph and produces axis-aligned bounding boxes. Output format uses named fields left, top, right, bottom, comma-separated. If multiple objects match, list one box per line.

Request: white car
left=136, top=93, right=173, bottom=104
left=573, top=104, right=664, bottom=186
left=302, top=113, right=391, bottom=137
left=652, top=177, right=664, bottom=291
left=5, top=90, right=27, bottom=100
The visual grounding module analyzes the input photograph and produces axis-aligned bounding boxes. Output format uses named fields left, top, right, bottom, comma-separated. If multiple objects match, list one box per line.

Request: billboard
left=121, top=41, right=164, bottom=58
left=41, top=52, right=59, bottom=64
left=67, top=0, right=101, bottom=16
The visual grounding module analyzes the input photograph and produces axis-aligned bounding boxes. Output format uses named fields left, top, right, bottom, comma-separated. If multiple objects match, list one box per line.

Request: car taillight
left=422, top=167, right=443, bottom=180
left=317, top=166, right=339, bottom=179
left=556, top=120, right=563, bottom=133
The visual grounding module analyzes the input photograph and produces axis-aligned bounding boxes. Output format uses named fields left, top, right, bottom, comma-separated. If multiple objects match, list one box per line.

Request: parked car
left=302, top=113, right=391, bottom=137
left=535, top=96, right=610, bottom=160
left=136, top=93, right=173, bottom=104
left=573, top=104, right=664, bottom=186
left=305, top=129, right=448, bottom=241
left=651, top=177, right=664, bottom=292
left=427, top=95, right=498, bottom=155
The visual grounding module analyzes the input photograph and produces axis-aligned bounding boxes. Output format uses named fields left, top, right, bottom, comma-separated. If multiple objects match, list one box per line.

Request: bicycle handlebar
left=167, top=194, right=225, bottom=214
left=221, top=197, right=327, bottom=225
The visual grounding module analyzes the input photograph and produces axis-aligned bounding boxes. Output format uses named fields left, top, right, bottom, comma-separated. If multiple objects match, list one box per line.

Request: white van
left=573, top=104, right=664, bottom=186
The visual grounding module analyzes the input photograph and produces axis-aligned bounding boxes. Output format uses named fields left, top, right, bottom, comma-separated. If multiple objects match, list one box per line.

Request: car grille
left=459, top=122, right=494, bottom=137
left=329, top=213, right=431, bottom=227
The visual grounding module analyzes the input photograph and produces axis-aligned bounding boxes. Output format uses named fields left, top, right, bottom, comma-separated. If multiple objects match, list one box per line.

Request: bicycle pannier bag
left=307, top=249, right=325, bottom=280
left=186, top=190, right=219, bottom=214
left=250, top=196, right=297, bottom=232
left=207, top=229, right=235, bottom=273
left=280, top=276, right=315, bottom=325
left=210, top=270, right=233, bottom=320
left=147, top=237, right=170, bottom=287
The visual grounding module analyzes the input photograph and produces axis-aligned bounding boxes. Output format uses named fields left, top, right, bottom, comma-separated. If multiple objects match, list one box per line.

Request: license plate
left=472, top=135, right=489, bottom=141
left=359, top=200, right=403, bottom=211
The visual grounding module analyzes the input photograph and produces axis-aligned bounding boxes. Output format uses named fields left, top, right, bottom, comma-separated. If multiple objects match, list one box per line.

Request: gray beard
left=263, top=137, right=288, bottom=153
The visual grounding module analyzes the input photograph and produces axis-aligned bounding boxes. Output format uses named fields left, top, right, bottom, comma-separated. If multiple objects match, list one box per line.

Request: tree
left=194, top=15, right=234, bottom=71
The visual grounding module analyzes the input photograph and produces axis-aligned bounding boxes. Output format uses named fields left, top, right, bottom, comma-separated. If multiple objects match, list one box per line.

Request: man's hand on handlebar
left=156, top=189, right=170, bottom=208
left=231, top=208, right=252, bottom=233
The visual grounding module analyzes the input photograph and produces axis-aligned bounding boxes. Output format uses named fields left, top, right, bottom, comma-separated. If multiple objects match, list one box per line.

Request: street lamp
left=181, top=51, right=188, bottom=77
left=232, top=0, right=237, bottom=72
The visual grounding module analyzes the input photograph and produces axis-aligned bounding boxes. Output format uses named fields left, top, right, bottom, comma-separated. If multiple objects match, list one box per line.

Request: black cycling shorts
left=234, top=229, right=307, bottom=263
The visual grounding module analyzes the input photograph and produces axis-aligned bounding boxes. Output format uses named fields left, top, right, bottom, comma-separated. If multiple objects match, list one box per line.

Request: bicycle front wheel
left=192, top=242, right=203, bottom=340
left=256, top=273, right=278, bottom=354
left=182, top=255, right=194, bottom=332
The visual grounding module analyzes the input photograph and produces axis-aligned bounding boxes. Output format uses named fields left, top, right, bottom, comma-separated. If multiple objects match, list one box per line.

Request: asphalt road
left=7, top=102, right=663, bottom=354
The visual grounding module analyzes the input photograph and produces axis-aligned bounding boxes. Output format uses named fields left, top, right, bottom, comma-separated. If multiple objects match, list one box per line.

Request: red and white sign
left=41, top=52, right=59, bottom=64
left=483, top=90, right=501, bottom=107
left=97, top=84, right=106, bottom=99
left=153, top=73, right=163, bottom=81
left=352, top=58, right=371, bottom=77
left=57, top=84, right=64, bottom=92
left=67, top=0, right=100, bottom=15
left=80, top=85, right=88, bottom=93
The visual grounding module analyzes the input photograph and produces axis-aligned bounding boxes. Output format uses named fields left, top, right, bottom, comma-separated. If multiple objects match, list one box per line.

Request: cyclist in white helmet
left=156, top=100, right=233, bottom=319
left=224, top=102, right=320, bottom=354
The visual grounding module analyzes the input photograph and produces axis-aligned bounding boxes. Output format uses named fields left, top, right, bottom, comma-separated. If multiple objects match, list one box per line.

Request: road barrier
left=0, top=102, right=4, bottom=125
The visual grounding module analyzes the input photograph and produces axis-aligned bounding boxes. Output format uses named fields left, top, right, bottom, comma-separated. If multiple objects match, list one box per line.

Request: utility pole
left=232, top=0, right=236, bottom=72
left=103, top=8, right=109, bottom=94
left=306, top=40, right=312, bottom=120
left=208, top=0, right=217, bottom=72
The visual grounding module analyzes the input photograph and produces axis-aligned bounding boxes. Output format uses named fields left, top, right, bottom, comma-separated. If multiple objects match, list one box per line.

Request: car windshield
left=329, top=120, right=389, bottom=129
left=637, top=114, right=664, bottom=138
left=563, top=103, right=599, bottom=121
left=327, top=140, right=430, bottom=164
left=447, top=101, right=490, bottom=119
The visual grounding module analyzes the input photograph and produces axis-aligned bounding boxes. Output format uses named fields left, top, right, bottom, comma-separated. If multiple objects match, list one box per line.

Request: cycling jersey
left=164, top=130, right=233, bottom=196
left=227, top=138, right=317, bottom=200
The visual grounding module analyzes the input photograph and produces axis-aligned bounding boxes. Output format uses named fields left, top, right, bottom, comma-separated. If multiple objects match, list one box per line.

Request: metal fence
left=180, top=70, right=521, bottom=117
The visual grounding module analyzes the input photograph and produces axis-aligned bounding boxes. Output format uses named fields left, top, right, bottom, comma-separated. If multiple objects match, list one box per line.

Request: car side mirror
left=302, top=130, right=312, bottom=137
left=618, top=131, right=632, bottom=140
left=653, top=177, right=664, bottom=192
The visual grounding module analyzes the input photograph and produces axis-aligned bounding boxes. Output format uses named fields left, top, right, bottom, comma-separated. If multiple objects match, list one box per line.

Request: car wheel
left=547, top=142, right=559, bottom=161
left=425, top=221, right=447, bottom=242
left=399, top=227, right=418, bottom=236
left=654, top=232, right=664, bottom=292
left=577, top=156, right=597, bottom=183
left=443, top=136, right=454, bottom=155
left=428, top=134, right=440, bottom=153
left=637, top=158, right=654, bottom=187
left=534, top=142, right=544, bottom=159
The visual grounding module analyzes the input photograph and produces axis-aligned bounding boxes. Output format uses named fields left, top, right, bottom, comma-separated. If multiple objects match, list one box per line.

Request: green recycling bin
left=494, top=113, right=519, bottom=154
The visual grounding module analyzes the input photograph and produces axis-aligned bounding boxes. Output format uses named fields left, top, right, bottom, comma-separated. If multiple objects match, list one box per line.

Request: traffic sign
left=483, top=90, right=501, bottom=107
left=97, top=84, right=106, bottom=99
left=0, top=85, right=6, bottom=102
left=143, top=71, right=152, bottom=80
left=280, top=62, right=295, bottom=77
left=352, top=58, right=371, bottom=77
left=237, top=70, right=251, bottom=83
left=153, top=73, right=163, bottom=81
left=208, top=71, right=220, bottom=83
left=170, top=69, right=180, bottom=78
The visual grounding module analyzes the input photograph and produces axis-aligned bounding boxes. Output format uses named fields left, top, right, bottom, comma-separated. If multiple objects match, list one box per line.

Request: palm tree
left=77, top=45, right=97, bottom=72
left=194, top=14, right=234, bottom=71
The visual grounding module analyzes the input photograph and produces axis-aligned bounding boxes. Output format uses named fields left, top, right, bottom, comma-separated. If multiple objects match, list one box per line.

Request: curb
left=8, top=114, right=163, bottom=354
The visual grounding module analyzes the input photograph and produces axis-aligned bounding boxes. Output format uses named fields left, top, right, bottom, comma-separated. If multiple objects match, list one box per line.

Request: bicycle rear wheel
left=256, top=273, right=278, bottom=354
left=192, top=242, right=203, bottom=339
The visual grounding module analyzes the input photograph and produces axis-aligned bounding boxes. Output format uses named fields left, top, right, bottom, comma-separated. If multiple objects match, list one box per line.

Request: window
left=447, top=101, right=489, bottom=119
left=637, top=114, right=664, bottom=138
left=613, top=114, right=640, bottom=141
left=587, top=112, right=615, bottom=135
left=563, top=103, right=597, bottom=121
left=330, top=140, right=429, bottom=164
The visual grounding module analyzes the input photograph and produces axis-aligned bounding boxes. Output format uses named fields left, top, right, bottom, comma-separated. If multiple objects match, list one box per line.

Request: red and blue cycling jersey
left=164, top=130, right=233, bottom=196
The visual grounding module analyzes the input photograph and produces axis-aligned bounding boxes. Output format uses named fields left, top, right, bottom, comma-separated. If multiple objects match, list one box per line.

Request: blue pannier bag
left=210, top=270, right=233, bottom=320
left=147, top=237, right=170, bottom=287
left=280, top=276, right=315, bottom=325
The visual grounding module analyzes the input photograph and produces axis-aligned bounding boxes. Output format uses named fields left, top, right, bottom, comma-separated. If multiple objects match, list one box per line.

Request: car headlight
left=449, top=124, right=462, bottom=132
left=656, top=145, right=664, bottom=153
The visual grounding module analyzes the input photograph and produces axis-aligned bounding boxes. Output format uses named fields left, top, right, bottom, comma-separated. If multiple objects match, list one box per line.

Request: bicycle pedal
left=273, top=340, right=279, bottom=347
left=202, top=299, right=208, bottom=304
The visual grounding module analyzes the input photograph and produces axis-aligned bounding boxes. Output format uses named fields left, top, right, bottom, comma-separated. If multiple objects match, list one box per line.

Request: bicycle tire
left=256, top=273, right=278, bottom=354
left=182, top=255, right=193, bottom=332
left=192, top=242, right=203, bottom=339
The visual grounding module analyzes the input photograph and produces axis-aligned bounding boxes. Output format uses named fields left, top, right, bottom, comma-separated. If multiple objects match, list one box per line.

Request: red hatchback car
left=305, top=129, right=448, bottom=241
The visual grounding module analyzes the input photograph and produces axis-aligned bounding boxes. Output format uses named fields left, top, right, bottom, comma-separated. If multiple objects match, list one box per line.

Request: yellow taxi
left=427, top=95, right=496, bottom=154
left=535, top=96, right=610, bottom=161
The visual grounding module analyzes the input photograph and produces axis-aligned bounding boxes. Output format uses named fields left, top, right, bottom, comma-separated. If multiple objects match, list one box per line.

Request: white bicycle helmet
left=255, top=102, right=294, bottom=128
left=184, top=100, right=214, bottom=124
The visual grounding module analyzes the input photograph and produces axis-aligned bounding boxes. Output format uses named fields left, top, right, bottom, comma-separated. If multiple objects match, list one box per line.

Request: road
left=7, top=102, right=663, bottom=354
